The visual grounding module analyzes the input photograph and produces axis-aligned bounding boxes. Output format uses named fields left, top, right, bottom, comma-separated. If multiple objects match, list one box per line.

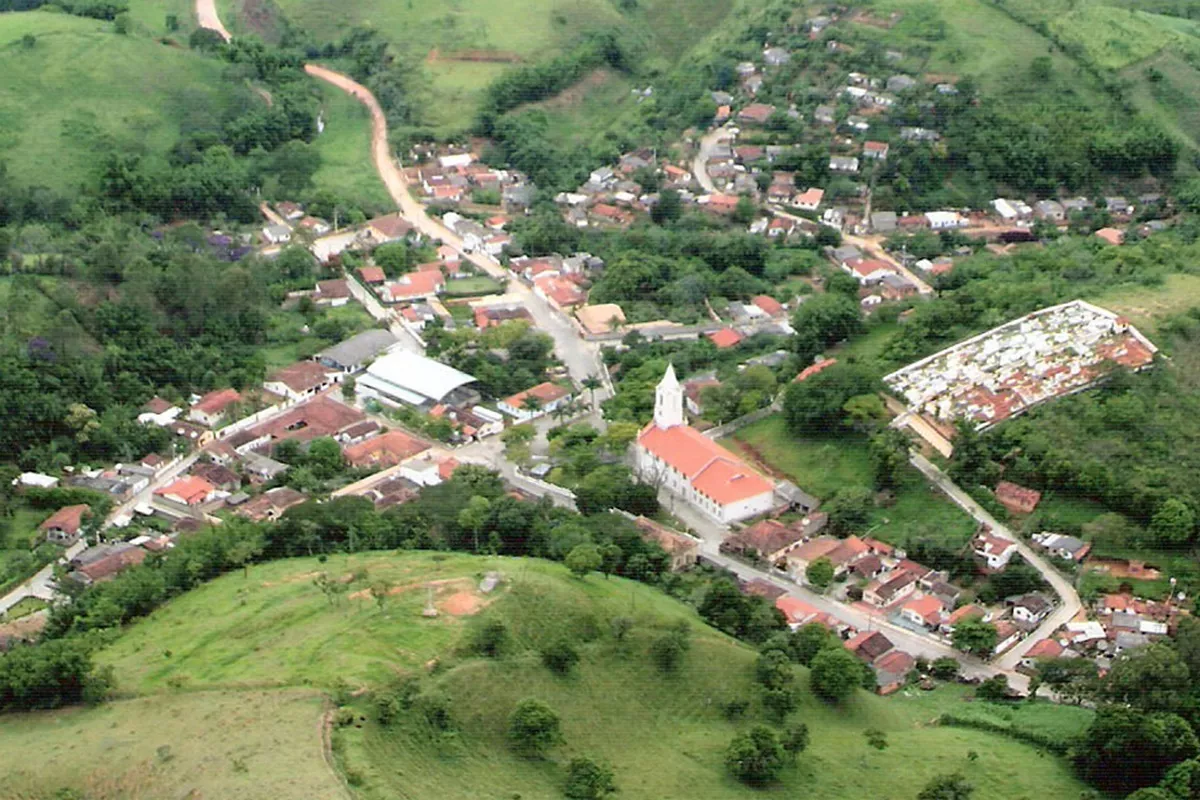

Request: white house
left=925, top=211, right=966, bottom=230
left=973, top=529, right=1018, bottom=572
left=497, top=381, right=573, bottom=421
left=262, top=224, right=291, bottom=244
left=634, top=366, right=776, bottom=524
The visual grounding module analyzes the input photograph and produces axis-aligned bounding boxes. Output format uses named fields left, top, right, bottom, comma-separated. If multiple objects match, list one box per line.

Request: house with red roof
left=315, top=279, right=351, bottom=307
left=776, top=595, right=820, bottom=628
left=737, top=103, right=776, bottom=125
left=708, top=328, right=743, bottom=349
left=635, top=365, right=776, bottom=524
left=534, top=275, right=587, bottom=309
left=386, top=270, right=446, bottom=303
left=1019, top=638, right=1065, bottom=671
left=188, top=388, right=241, bottom=427
left=751, top=295, right=785, bottom=318
left=357, top=265, right=386, bottom=285
left=39, top=504, right=91, bottom=544
left=343, top=431, right=432, bottom=469
left=498, top=381, right=573, bottom=421
left=844, top=258, right=895, bottom=285
left=793, top=187, right=824, bottom=211
left=972, top=525, right=1018, bottom=572
left=862, top=141, right=890, bottom=161
left=264, top=361, right=337, bottom=401
left=873, top=650, right=916, bottom=695
left=899, top=594, right=946, bottom=629
left=846, top=630, right=894, bottom=663
left=154, top=475, right=217, bottom=507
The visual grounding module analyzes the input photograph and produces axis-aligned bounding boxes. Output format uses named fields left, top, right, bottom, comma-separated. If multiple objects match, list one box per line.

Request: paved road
left=909, top=453, right=1084, bottom=671
left=660, top=492, right=1023, bottom=686
left=343, top=272, right=425, bottom=354
left=0, top=539, right=86, bottom=614
left=692, top=125, right=734, bottom=195
left=300, top=64, right=607, bottom=390
left=842, top=232, right=935, bottom=296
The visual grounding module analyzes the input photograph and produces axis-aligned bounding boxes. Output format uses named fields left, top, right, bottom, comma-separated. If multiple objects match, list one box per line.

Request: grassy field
left=262, top=303, right=377, bottom=368
left=1, top=596, right=48, bottom=621
left=311, top=84, right=392, bottom=211
left=444, top=275, right=504, bottom=296
left=724, top=415, right=977, bottom=550
left=0, top=689, right=345, bottom=800
left=86, top=550, right=1092, bottom=799
left=1089, top=273, right=1200, bottom=335
left=0, top=12, right=246, bottom=194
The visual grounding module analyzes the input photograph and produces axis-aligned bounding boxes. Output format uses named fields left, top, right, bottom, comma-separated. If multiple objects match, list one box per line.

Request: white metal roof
left=364, top=350, right=476, bottom=404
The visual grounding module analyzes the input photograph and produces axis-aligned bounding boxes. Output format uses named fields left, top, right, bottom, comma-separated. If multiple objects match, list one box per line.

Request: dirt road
left=195, top=0, right=231, bottom=41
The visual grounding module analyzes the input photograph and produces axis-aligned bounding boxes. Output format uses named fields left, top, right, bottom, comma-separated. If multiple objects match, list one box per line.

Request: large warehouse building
left=356, top=350, right=479, bottom=410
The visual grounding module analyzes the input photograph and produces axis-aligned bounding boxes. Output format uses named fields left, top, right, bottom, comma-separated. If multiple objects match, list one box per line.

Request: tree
left=732, top=195, right=756, bottom=225
left=869, top=428, right=910, bottom=490
left=844, top=394, right=889, bottom=433
left=650, top=624, right=690, bottom=674
left=825, top=486, right=874, bottom=536
left=114, top=12, right=131, bottom=34
left=1160, top=757, right=1200, bottom=798
left=783, top=362, right=877, bottom=435
left=565, top=543, right=603, bottom=578
left=790, top=292, right=863, bottom=348
left=508, top=699, right=563, bottom=757
left=1149, top=498, right=1196, bottom=547
left=810, top=646, right=865, bottom=702
left=864, top=729, right=888, bottom=750
left=917, top=773, right=974, bottom=800
left=458, top=495, right=491, bottom=552
left=791, top=622, right=840, bottom=666
left=975, top=674, right=1010, bottom=702
left=565, top=756, right=617, bottom=799
left=1101, top=642, right=1191, bottom=713
left=929, top=657, right=960, bottom=681
left=725, top=725, right=785, bottom=785
left=651, top=189, right=682, bottom=225
left=341, top=375, right=357, bottom=401
left=952, top=618, right=997, bottom=658
left=805, top=557, right=835, bottom=590
left=782, top=722, right=809, bottom=761
left=1076, top=706, right=1199, bottom=793
left=581, top=374, right=603, bottom=407
left=470, top=619, right=508, bottom=658
left=540, top=639, right=580, bottom=675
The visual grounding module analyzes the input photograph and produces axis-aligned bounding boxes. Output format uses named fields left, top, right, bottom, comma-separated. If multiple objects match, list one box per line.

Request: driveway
left=692, top=125, right=734, bottom=194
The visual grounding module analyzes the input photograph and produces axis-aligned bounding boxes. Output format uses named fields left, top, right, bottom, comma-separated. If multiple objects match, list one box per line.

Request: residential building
left=793, top=187, right=824, bottom=211
left=190, top=461, right=240, bottom=492
left=708, top=328, right=743, bottom=349
left=829, top=156, right=860, bottom=173
left=776, top=596, right=821, bottom=629
left=315, top=279, right=351, bottom=307
left=972, top=527, right=1018, bottom=572
left=870, top=211, right=897, bottom=233
left=900, top=595, right=946, bottom=629
left=242, top=396, right=367, bottom=448
left=995, top=481, right=1041, bottom=515
left=234, top=487, right=308, bottom=522
left=154, top=475, right=218, bottom=507
left=67, top=543, right=147, bottom=586
left=263, top=224, right=291, bottom=244
left=39, top=504, right=90, bottom=545
left=846, top=630, right=894, bottom=663
left=864, top=571, right=917, bottom=607
left=188, top=388, right=241, bottom=427
left=724, top=518, right=806, bottom=565
left=844, top=258, right=895, bottom=284
left=343, top=431, right=432, bottom=469
left=365, top=214, right=413, bottom=244
left=738, top=103, right=776, bottom=125
left=863, top=141, right=889, bottom=160
left=925, top=211, right=965, bottom=230
left=1031, top=532, right=1091, bottom=562
left=357, top=265, right=386, bottom=285
left=316, top=330, right=400, bottom=374
left=265, top=361, right=337, bottom=401
left=386, top=270, right=446, bottom=303
left=634, top=365, right=776, bottom=524
left=498, top=381, right=574, bottom=421
left=1012, top=594, right=1052, bottom=625
left=1034, top=200, right=1065, bottom=222
left=633, top=516, right=700, bottom=571
left=886, top=74, right=916, bottom=92
left=873, top=650, right=915, bottom=695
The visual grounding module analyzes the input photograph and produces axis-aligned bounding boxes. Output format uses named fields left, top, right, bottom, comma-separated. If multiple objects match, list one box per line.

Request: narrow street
left=842, top=232, right=935, bottom=295
left=692, top=125, right=733, bottom=195
left=909, top=453, right=1084, bottom=670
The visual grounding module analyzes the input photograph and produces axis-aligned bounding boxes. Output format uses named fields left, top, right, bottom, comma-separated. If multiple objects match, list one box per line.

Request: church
left=634, top=365, right=777, bottom=525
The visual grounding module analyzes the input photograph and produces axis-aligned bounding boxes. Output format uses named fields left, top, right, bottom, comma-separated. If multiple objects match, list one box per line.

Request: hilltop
left=0, top=11, right=250, bottom=194
left=0, top=552, right=1085, bottom=799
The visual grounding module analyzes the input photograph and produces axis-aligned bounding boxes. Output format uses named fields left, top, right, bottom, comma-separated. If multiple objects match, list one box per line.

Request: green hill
left=0, top=11, right=250, bottom=194
left=80, top=552, right=1090, bottom=800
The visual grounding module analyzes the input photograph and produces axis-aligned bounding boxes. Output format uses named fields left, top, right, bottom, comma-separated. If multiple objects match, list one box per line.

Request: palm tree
left=581, top=375, right=602, bottom=408
left=521, top=394, right=543, bottom=418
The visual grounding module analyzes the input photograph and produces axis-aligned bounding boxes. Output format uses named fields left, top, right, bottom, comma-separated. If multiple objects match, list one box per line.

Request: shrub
left=540, top=639, right=581, bottom=675
left=508, top=699, right=563, bottom=757
left=564, top=756, right=617, bottom=799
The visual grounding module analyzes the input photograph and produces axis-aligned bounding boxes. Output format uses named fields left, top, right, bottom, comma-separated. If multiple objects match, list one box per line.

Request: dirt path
left=196, top=0, right=232, bottom=41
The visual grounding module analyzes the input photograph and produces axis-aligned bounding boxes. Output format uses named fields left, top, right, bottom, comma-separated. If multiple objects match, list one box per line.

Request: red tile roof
left=343, top=430, right=432, bottom=468
left=995, top=481, right=1041, bottom=514
left=316, top=279, right=350, bottom=299
left=38, top=504, right=90, bottom=536
left=503, top=381, right=571, bottom=410
left=794, top=358, right=837, bottom=382
left=776, top=595, right=819, bottom=625
left=192, top=388, right=241, bottom=417
left=358, top=265, right=386, bottom=284
left=707, top=328, right=743, bottom=349
left=902, top=594, right=946, bottom=625
left=251, top=396, right=365, bottom=444
left=155, top=476, right=216, bottom=505
left=751, top=295, right=785, bottom=317
left=387, top=270, right=445, bottom=301
left=638, top=423, right=773, bottom=507
left=367, top=214, right=413, bottom=239
left=268, top=361, right=333, bottom=395
left=535, top=275, right=587, bottom=308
